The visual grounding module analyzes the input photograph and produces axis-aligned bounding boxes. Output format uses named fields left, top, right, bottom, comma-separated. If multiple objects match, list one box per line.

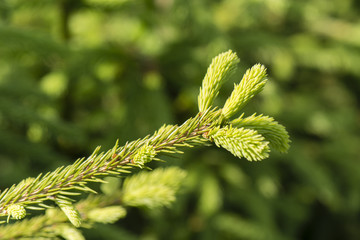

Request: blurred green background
left=0, top=0, right=359, bottom=239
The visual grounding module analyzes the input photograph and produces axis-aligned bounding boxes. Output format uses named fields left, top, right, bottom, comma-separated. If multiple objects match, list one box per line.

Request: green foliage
left=0, top=0, right=359, bottom=239
left=122, top=167, right=187, bottom=208
left=231, top=113, right=290, bottom=153
left=88, top=206, right=126, bottom=224
left=0, top=167, right=187, bottom=239
left=222, top=64, right=267, bottom=119
left=198, top=50, right=240, bottom=112
left=209, top=126, right=270, bottom=161
left=55, top=198, right=82, bottom=228
left=0, top=48, right=288, bottom=238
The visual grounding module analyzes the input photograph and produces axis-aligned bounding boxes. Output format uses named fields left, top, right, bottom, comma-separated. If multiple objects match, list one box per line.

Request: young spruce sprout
left=0, top=50, right=290, bottom=239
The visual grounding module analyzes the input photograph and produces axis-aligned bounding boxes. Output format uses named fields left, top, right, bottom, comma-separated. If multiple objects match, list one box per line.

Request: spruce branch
left=222, top=64, right=268, bottom=119
left=208, top=126, right=270, bottom=161
left=198, top=50, right=240, bottom=112
left=0, top=167, right=187, bottom=239
left=0, top=50, right=290, bottom=237
left=231, top=113, right=290, bottom=153
left=0, top=109, right=219, bottom=224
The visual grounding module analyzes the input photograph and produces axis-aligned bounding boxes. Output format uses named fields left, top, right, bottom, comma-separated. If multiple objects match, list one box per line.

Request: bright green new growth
left=222, top=64, right=268, bottom=119
left=132, top=143, right=157, bottom=168
left=122, top=167, right=187, bottom=208
left=0, top=50, right=290, bottom=239
left=6, top=204, right=26, bottom=222
left=198, top=50, right=240, bottom=112
left=55, top=224, right=85, bottom=240
left=231, top=113, right=290, bottom=153
left=55, top=199, right=82, bottom=228
left=88, top=206, right=126, bottom=224
left=209, top=126, right=270, bottom=161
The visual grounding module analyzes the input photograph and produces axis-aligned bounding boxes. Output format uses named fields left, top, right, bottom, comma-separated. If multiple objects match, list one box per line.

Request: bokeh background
left=0, top=0, right=359, bottom=239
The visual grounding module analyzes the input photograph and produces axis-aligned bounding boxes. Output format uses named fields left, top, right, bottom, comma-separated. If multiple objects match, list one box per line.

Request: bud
left=7, top=204, right=26, bottom=221
left=132, top=144, right=156, bottom=168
